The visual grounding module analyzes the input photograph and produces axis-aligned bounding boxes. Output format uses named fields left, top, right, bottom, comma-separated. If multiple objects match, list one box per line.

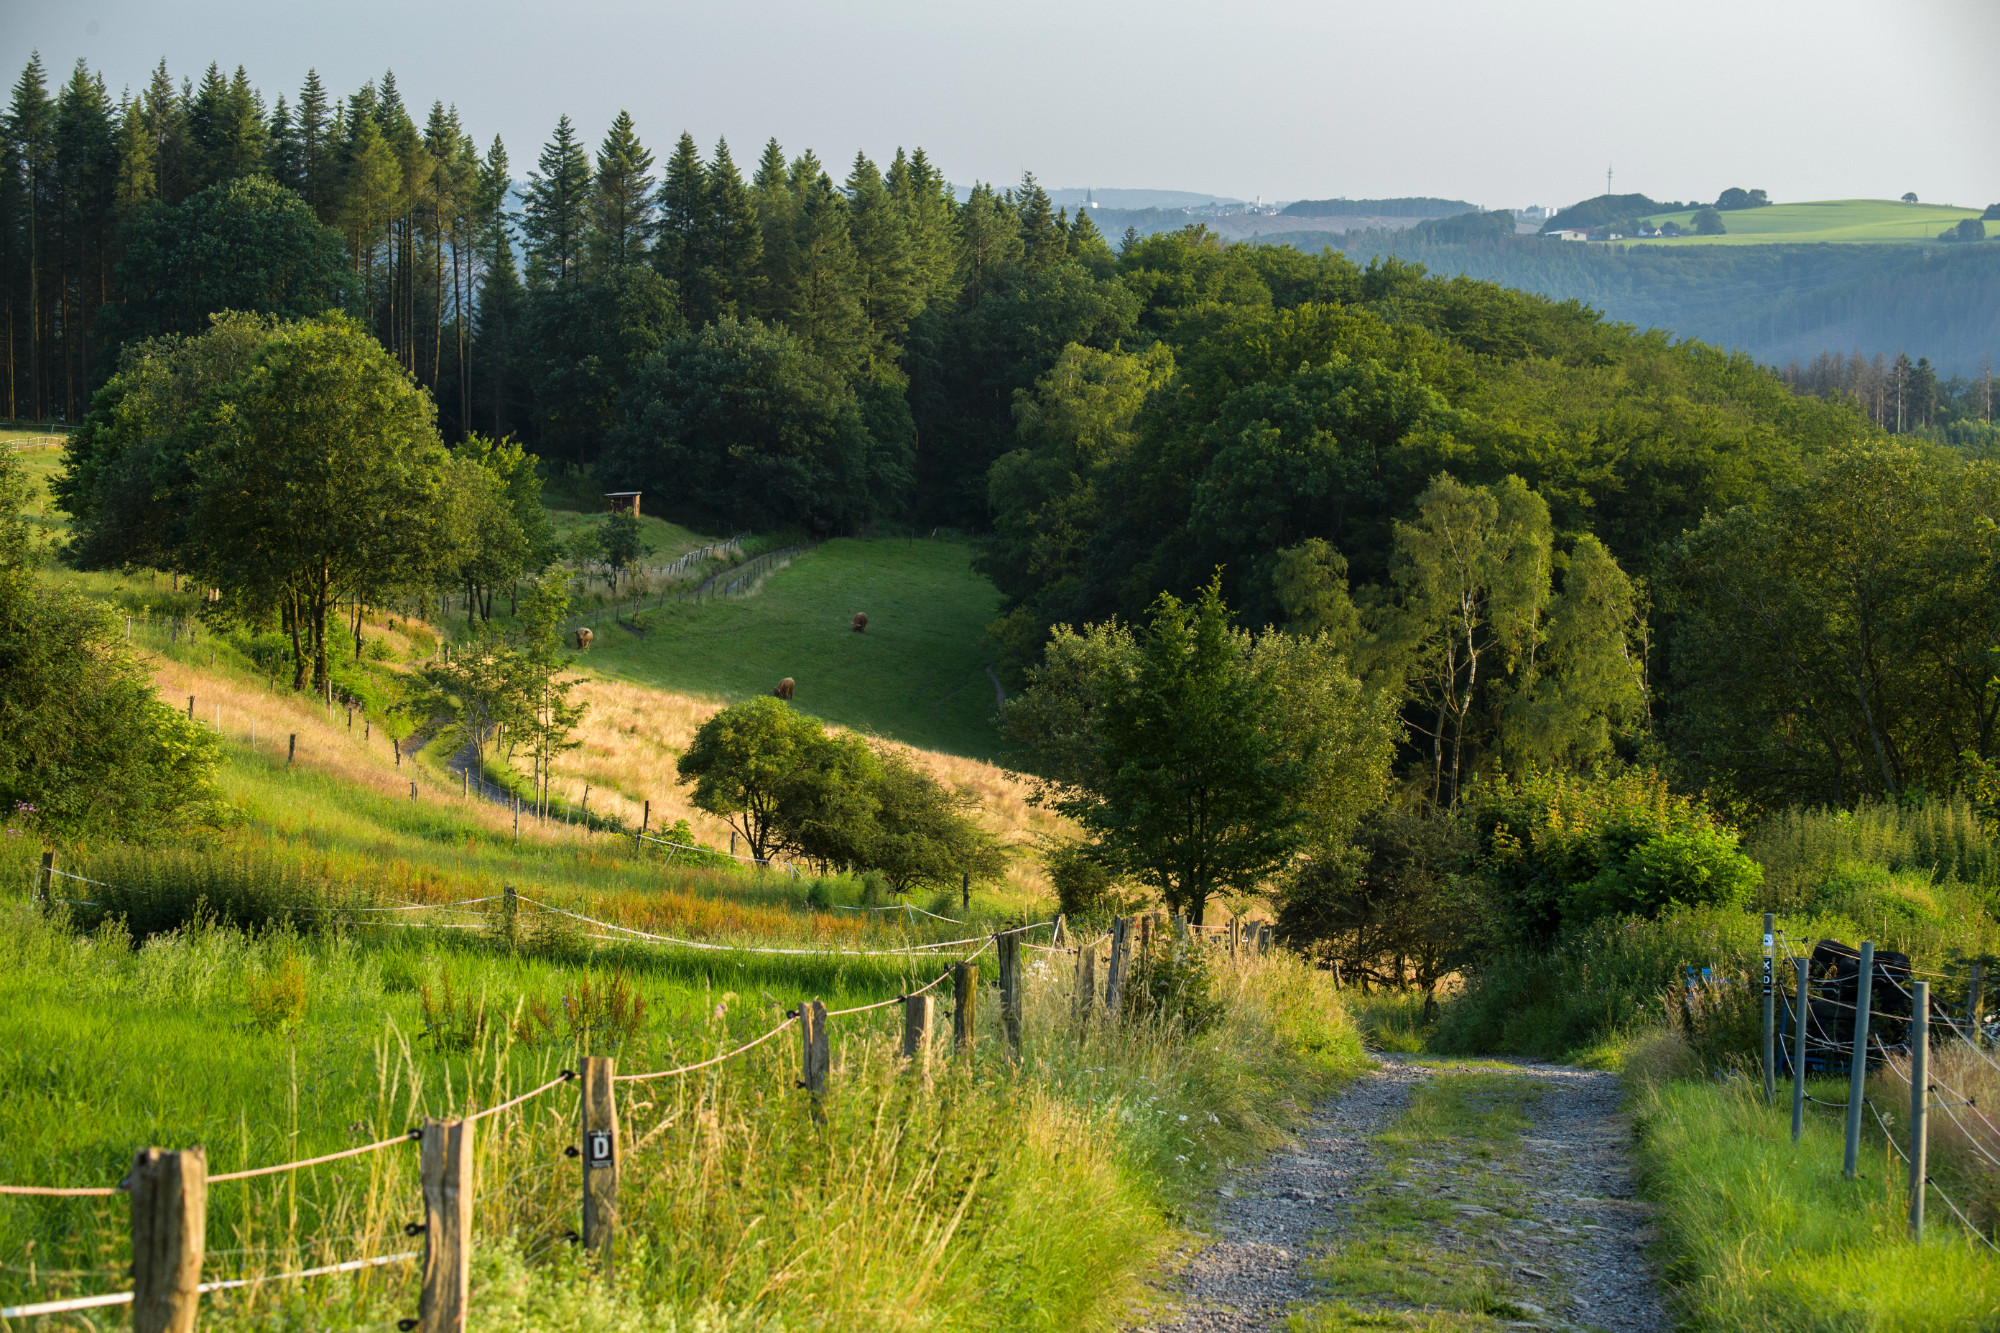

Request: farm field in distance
left=1632, top=197, right=1986, bottom=245
left=584, top=537, right=1008, bottom=761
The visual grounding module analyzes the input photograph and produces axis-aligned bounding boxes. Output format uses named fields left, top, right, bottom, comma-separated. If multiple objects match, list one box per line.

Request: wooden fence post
left=1103, top=917, right=1129, bottom=1017
left=287, top=733, right=296, bottom=765
left=642, top=800, right=650, bottom=834
left=997, top=931, right=1022, bottom=1052
left=1074, top=945, right=1096, bottom=1021
left=961, top=871, right=970, bottom=913
left=130, top=1146, right=206, bottom=1333
left=953, top=964, right=979, bottom=1054
left=1258, top=922, right=1272, bottom=955
left=1969, top=964, right=1986, bottom=1046
left=186, top=695, right=193, bottom=721
left=581, top=1056, right=619, bottom=1274
left=395, top=738, right=402, bottom=768
left=799, top=1000, right=829, bottom=1123
left=902, top=993, right=932, bottom=1060
left=1051, top=914, right=1065, bottom=946
left=419, top=1117, right=473, bottom=1333
left=410, top=781, right=418, bottom=804
left=35, top=850, right=53, bottom=908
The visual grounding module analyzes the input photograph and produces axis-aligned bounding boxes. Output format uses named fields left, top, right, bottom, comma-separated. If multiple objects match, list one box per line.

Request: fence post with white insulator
left=1792, top=956, right=1809, bottom=1143
left=130, top=1145, right=206, bottom=1333
left=953, top=963, right=979, bottom=1054
left=581, top=1056, right=618, bottom=1274
left=799, top=1000, right=829, bottom=1123
left=997, top=931, right=1023, bottom=1052
left=1762, top=914, right=1776, bottom=1104
left=1843, top=941, right=1875, bottom=1181
left=903, top=993, right=932, bottom=1060
left=1909, top=979, right=1928, bottom=1240
left=418, top=1117, right=473, bottom=1333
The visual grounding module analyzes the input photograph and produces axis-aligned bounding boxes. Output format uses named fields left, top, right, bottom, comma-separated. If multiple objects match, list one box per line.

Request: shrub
left=63, top=843, right=385, bottom=939
left=246, top=953, right=308, bottom=1034
left=1467, top=768, right=1761, bottom=947
left=1125, top=943, right=1226, bottom=1033
left=803, top=877, right=835, bottom=911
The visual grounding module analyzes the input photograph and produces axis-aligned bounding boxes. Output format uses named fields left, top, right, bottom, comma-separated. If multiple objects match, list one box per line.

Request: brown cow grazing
left=575, top=627, right=594, bottom=651
left=851, top=612, right=868, bottom=633
left=773, top=677, right=795, bottom=700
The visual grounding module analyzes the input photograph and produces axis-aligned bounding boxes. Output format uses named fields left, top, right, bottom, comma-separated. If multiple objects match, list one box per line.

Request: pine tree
left=844, top=150, right=918, bottom=367
left=52, top=60, right=118, bottom=420
left=592, top=110, right=654, bottom=272
left=654, top=131, right=705, bottom=292
left=521, top=115, right=590, bottom=287
left=701, top=137, right=761, bottom=321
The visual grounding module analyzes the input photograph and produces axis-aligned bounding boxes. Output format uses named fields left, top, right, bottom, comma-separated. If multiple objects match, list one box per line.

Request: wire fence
left=0, top=895, right=1166, bottom=1326
left=1762, top=927, right=2000, bottom=1251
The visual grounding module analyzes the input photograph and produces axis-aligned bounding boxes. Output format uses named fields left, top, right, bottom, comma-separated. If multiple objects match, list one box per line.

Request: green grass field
left=1632, top=198, right=1987, bottom=246
left=586, top=537, right=1007, bottom=759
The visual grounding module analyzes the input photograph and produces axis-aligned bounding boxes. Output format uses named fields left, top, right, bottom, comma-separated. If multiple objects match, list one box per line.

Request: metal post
left=1843, top=941, right=1875, bottom=1180
left=1910, top=980, right=1928, bottom=1240
left=1762, top=913, right=1776, bottom=1104
left=1792, top=957, right=1809, bottom=1143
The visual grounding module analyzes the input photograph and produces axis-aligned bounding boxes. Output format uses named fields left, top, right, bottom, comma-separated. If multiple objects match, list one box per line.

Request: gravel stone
left=1125, top=1056, right=1670, bottom=1332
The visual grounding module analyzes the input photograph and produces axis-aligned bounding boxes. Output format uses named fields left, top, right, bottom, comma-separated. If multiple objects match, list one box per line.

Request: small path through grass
left=1130, top=1058, right=1667, bottom=1332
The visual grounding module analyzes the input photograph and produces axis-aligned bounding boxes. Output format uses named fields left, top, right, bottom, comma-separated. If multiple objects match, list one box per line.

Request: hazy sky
left=4, top=0, right=1995, bottom=210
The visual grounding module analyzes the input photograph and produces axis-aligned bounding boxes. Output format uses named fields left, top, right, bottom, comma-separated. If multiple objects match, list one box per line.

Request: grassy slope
left=1632, top=198, right=1984, bottom=246
left=1630, top=1072, right=2000, bottom=1330
left=585, top=536, right=1007, bottom=760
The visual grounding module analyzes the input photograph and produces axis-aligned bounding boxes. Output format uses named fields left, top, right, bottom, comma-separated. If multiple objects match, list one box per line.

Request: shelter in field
left=604, top=491, right=642, bottom=516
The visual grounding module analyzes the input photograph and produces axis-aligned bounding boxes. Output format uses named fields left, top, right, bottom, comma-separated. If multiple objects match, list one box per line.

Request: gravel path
left=1128, top=1057, right=1669, bottom=1332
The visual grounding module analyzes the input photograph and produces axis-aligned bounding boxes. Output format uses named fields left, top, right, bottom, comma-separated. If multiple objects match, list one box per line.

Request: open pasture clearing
left=1633, top=198, right=1986, bottom=246
left=582, top=536, right=1008, bottom=761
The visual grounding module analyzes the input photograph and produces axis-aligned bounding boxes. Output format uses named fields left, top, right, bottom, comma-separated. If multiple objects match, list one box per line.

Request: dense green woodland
left=16, top=51, right=2000, bottom=924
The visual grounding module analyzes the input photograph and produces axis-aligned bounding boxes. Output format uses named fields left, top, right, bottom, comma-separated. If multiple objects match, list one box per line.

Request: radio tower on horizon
left=1606, top=164, right=1613, bottom=195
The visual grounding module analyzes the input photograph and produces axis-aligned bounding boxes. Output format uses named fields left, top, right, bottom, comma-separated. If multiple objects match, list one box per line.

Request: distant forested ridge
left=1273, top=233, right=2000, bottom=375
left=1282, top=197, right=1473, bottom=219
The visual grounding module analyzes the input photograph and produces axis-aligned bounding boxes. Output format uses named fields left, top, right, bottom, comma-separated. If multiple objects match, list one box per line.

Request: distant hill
left=1282, top=196, right=1472, bottom=219
left=1303, top=231, right=2000, bottom=375
left=1540, top=193, right=1675, bottom=233
left=1404, top=211, right=1515, bottom=244
left=1633, top=198, right=1985, bottom=246
left=1048, top=187, right=1240, bottom=210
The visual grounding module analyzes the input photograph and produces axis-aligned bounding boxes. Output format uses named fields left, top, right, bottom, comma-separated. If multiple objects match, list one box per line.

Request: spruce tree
left=654, top=131, right=705, bottom=292
left=112, top=90, right=156, bottom=213
left=1016, top=172, right=1063, bottom=271
left=474, top=134, right=524, bottom=437
left=954, top=182, right=1023, bottom=304
left=888, top=147, right=959, bottom=310
left=142, top=60, right=193, bottom=205
left=702, top=137, right=761, bottom=321
left=296, top=69, right=333, bottom=221
left=215, top=66, right=266, bottom=182
left=748, top=137, right=794, bottom=323
left=783, top=171, right=866, bottom=368
left=592, top=110, right=654, bottom=272
left=185, top=63, right=228, bottom=189
left=7, top=54, right=54, bottom=420
left=521, top=115, right=590, bottom=287
left=844, top=150, right=918, bottom=367
left=266, top=94, right=302, bottom=190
